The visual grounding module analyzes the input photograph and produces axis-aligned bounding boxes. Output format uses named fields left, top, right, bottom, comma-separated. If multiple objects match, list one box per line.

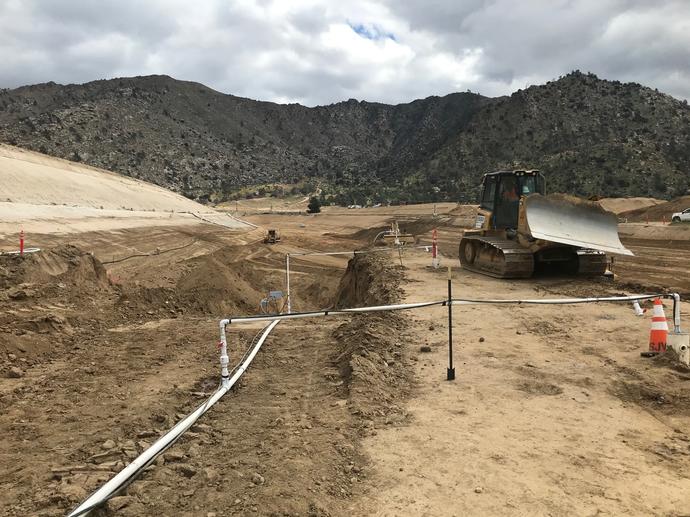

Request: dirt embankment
left=619, top=195, right=690, bottom=221
left=598, top=197, right=663, bottom=214
left=331, top=254, right=413, bottom=426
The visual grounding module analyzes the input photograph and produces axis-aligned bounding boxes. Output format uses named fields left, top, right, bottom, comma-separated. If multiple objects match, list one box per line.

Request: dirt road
left=356, top=255, right=690, bottom=515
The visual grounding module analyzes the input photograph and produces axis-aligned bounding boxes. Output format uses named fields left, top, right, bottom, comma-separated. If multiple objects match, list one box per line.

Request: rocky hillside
left=0, top=71, right=688, bottom=204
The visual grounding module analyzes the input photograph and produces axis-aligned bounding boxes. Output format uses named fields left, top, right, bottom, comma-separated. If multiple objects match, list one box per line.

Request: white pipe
left=225, top=300, right=446, bottom=324
left=219, top=319, right=230, bottom=384
left=67, top=320, right=280, bottom=517
left=286, top=254, right=291, bottom=314
left=672, top=293, right=682, bottom=332
left=450, top=294, right=668, bottom=305
left=224, top=294, right=682, bottom=325
left=0, top=247, right=41, bottom=255
left=288, top=245, right=431, bottom=257
left=632, top=300, right=645, bottom=316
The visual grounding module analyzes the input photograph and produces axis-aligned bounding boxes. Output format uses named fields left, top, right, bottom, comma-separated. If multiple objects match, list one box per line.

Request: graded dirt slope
left=0, top=144, right=249, bottom=239
left=0, top=144, right=208, bottom=211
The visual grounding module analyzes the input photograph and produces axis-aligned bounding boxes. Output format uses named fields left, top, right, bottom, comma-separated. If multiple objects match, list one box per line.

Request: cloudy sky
left=1, top=0, right=688, bottom=106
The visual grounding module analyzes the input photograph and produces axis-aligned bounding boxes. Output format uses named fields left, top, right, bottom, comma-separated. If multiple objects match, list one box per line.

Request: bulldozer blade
left=524, top=194, right=633, bottom=256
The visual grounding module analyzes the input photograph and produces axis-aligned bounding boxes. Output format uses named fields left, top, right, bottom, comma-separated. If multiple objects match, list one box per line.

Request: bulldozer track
left=459, top=236, right=609, bottom=278
left=459, top=235, right=534, bottom=279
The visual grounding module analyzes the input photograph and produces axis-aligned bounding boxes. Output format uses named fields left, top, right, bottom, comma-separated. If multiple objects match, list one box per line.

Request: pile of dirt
left=0, top=245, right=109, bottom=292
left=448, top=204, right=479, bottom=216
left=331, top=253, right=412, bottom=425
left=598, top=197, right=663, bottom=214
left=117, top=247, right=274, bottom=317
left=0, top=245, right=112, bottom=365
left=619, top=195, right=690, bottom=222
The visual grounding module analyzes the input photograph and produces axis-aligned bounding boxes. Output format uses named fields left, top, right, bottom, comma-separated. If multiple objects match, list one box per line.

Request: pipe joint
left=671, top=293, right=682, bottom=333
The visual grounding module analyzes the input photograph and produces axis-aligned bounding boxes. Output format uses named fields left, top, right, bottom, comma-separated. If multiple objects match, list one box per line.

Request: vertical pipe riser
left=447, top=266, right=455, bottom=381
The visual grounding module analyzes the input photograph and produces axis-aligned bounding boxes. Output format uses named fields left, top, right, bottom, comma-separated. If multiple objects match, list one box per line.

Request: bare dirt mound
left=331, top=254, right=412, bottom=425
left=619, top=195, right=690, bottom=221
left=0, top=245, right=112, bottom=363
left=117, top=247, right=271, bottom=317
left=448, top=204, right=478, bottom=216
left=598, top=197, right=663, bottom=214
left=0, top=245, right=109, bottom=291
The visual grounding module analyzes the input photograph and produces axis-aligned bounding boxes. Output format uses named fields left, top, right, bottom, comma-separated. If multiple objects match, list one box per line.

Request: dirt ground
left=1, top=203, right=689, bottom=516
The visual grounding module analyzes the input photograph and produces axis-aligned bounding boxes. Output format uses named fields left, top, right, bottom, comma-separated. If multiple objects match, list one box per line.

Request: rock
left=7, top=353, right=17, bottom=361
left=7, top=366, right=23, bottom=378
left=164, top=451, right=186, bottom=463
left=101, top=439, right=117, bottom=450
left=420, top=346, right=432, bottom=353
left=251, top=473, right=265, bottom=485
left=187, top=443, right=202, bottom=458
left=107, top=495, right=137, bottom=511
left=203, top=466, right=220, bottom=482
left=474, top=486, right=484, bottom=493
left=176, top=464, right=197, bottom=478
left=60, top=482, right=87, bottom=501
left=478, top=337, right=485, bottom=343
left=9, top=288, right=35, bottom=300
left=207, top=513, right=217, bottom=517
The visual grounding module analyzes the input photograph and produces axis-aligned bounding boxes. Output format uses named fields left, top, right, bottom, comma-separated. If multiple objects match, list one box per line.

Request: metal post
left=447, top=266, right=455, bottom=381
left=286, top=253, right=291, bottom=314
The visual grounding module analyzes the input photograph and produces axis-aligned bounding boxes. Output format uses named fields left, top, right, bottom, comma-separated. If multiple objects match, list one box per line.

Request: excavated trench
left=1, top=242, right=415, bottom=516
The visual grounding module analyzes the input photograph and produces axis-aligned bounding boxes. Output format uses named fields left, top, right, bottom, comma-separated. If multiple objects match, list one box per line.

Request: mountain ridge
left=0, top=71, right=688, bottom=204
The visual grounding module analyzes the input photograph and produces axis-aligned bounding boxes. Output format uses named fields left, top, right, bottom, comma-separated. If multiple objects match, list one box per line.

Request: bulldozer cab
left=480, top=170, right=545, bottom=229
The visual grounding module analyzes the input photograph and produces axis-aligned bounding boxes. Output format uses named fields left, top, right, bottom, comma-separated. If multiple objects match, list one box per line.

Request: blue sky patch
left=348, top=22, right=397, bottom=42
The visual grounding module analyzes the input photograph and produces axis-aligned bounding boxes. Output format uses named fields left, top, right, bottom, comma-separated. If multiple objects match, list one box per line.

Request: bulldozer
left=263, top=229, right=281, bottom=244
left=459, top=170, right=632, bottom=278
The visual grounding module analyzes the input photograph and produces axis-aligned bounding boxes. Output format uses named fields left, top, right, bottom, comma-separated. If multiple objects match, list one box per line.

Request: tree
left=307, top=196, right=321, bottom=214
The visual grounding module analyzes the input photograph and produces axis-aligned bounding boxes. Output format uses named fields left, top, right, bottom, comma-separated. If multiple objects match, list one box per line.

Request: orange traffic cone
left=645, top=298, right=668, bottom=356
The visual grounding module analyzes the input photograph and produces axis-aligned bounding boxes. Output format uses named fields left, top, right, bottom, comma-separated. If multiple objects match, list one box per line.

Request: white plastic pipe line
left=0, top=247, right=41, bottom=255
left=224, top=294, right=682, bottom=331
left=288, top=245, right=431, bottom=257
left=225, top=300, right=445, bottom=324
left=450, top=293, right=682, bottom=332
left=67, top=319, right=280, bottom=517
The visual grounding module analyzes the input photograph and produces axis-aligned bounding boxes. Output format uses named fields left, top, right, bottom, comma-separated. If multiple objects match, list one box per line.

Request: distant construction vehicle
left=380, top=221, right=414, bottom=246
left=264, top=229, right=281, bottom=244
left=459, top=170, right=632, bottom=278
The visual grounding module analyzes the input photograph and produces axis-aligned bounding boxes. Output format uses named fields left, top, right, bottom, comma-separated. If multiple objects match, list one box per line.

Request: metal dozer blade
left=524, top=194, right=634, bottom=256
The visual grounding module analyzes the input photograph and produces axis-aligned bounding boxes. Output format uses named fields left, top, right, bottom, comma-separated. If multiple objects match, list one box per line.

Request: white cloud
left=0, top=0, right=688, bottom=104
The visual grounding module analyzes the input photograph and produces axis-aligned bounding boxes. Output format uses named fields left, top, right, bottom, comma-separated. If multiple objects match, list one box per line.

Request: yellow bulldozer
left=459, top=170, right=632, bottom=278
left=263, top=229, right=281, bottom=244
